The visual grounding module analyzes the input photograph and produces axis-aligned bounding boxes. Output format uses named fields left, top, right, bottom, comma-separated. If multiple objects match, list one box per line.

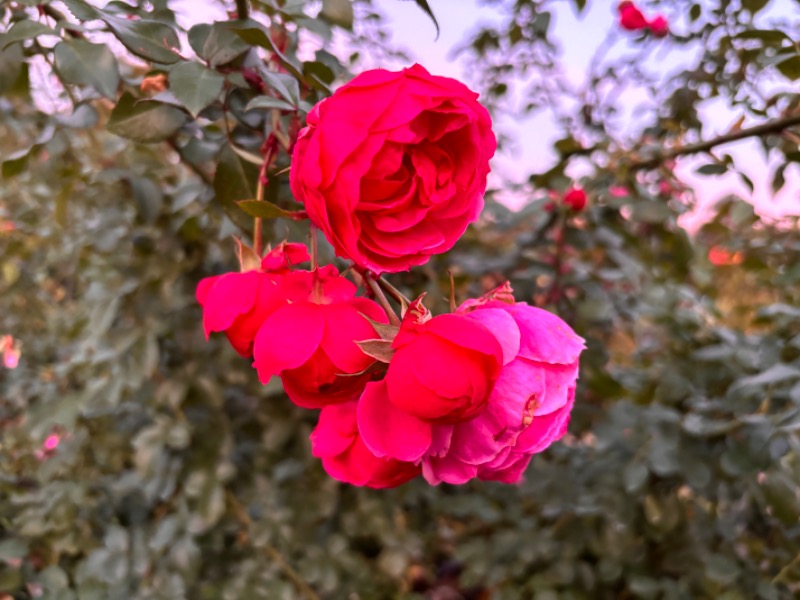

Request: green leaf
left=321, top=0, right=354, bottom=29
left=0, top=41, right=26, bottom=95
left=2, top=20, right=55, bottom=49
left=696, top=163, right=728, bottom=175
left=776, top=55, right=800, bottom=80
left=62, top=0, right=180, bottom=63
left=103, top=14, right=181, bottom=64
left=404, top=0, right=440, bottom=38
left=129, top=176, right=164, bottom=223
left=61, top=0, right=102, bottom=20
left=56, top=103, right=99, bottom=128
left=108, top=92, right=187, bottom=143
left=631, top=201, right=672, bottom=223
left=54, top=40, right=120, bottom=99
left=260, top=70, right=300, bottom=106
left=168, top=62, right=224, bottom=117
left=245, top=96, right=297, bottom=112
left=742, top=0, right=771, bottom=14
left=735, top=29, right=791, bottom=44
left=734, top=364, right=800, bottom=390
left=187, top=22, right=250, bottom=67
left=237, top=200, right=303, bottom=220
left=214, top=145, right=258, bottom=231
left=761, top=473, right=800, bottom=525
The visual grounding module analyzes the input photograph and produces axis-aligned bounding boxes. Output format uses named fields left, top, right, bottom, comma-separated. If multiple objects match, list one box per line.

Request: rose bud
left=648, top=15, right=669, bottom=38
left=563, top=186, right=588, bottom=211
left=290, top=64, right=496, bottom=273
left=311, top=401, right=420, bottom=488
left=618, top=1, right=648, bottom=31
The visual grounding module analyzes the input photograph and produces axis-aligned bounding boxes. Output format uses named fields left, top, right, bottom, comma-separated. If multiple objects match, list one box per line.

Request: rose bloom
left=421, top=286, right=585, bottom=484
left=291, top=64, right=496, bottom=273
left=252, top=267, right=388, bottom=408
left=357, top=308, right=504, bottom=462
left=311, top=401, right=420, bottom=488
left=618, top=1, right=648, bottom=31
left=196, top=243, right=309, bottom=357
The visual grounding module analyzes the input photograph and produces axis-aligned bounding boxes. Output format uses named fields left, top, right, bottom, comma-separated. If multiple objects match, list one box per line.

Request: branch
left=234, top=0, right=250, bottom=20
left=630, top=114, right=800, bottom=171
left=225, top=491, right=320, bottom=600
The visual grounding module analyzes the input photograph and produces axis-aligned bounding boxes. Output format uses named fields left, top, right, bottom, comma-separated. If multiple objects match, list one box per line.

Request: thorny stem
left=225, top=491, right=320, bottom=600
left=545, top=213, right=567, bottom=306
left=367, top=275, right=402, bottom=327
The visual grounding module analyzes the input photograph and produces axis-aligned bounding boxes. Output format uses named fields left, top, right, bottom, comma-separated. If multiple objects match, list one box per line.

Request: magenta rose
left=252, top=266, right=388, bottom=408
left=290, top=64, right=496, bottom=273
left=196, top=242, right=310, bottom=357
left=311, top=401, right=420, bottom=489
left=421, top=287, right=585, bottom=485
left=357, top=308, right=504, bottom=463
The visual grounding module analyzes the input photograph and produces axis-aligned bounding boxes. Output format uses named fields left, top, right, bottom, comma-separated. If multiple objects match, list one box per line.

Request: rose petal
left=508, top=304, right=585, bottom=365
left=357, top=381, right=432, bottom=462
left=252, top=302, right=324, bottom=383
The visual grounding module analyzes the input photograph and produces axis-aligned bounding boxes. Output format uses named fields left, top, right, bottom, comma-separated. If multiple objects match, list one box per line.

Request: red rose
left=357, top=309, right=503, bottom=462
left=311, top=401, right=420, bottom=488
left=290, top=64, right=496, bottom=274
left=252, top=267, right=389, bottom=408
left=196, top=243, right=310, bottom=357
left=618, top=1, right=648, bottom=31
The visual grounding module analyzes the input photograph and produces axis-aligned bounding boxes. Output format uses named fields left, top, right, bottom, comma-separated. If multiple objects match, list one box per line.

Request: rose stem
left=310, top=224, right=319, bottom=270
left=448, top=271, right=457, bottom=312
left=367, top=275, right=402, bottom=327
left=377, top=276, right=411, bottom=306
left=253, top=175, right=264, bottom=257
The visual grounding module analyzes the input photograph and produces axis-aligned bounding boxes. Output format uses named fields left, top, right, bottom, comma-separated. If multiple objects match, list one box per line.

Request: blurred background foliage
left=1, top=0, right=800, bottom=598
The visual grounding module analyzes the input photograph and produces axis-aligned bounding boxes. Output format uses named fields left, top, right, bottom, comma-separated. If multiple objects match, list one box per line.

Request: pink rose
left=648, top=15, right=669, bottom=38
left=563, top=186, right=587, bottom=211
left=421, top=293, right=585, bottom=485
left=357, top=308, right=503, bottom=462
left=618, top=1, right=648, bottom=31
left=252, top=267, right=388, bottom=408
left=196, top=243, right=310, bottom=357
left=311, top=401, right=420, bottom=488
left=290, top=64, right=496, bottom=273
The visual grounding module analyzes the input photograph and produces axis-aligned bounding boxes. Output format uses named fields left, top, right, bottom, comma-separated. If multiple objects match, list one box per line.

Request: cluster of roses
left=618, top=1, right=669, bottom=38
left=198, top=65, right=584, bottom=488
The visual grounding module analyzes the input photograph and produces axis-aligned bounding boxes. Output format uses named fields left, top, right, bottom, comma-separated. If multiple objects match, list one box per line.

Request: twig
left=376, top=276, right=411, bottom=307
left=234, top=0, right=250, bottom=20
left=367, top=275, right=402, bottom=327
left=225, top=490, right=320, bottom=600
left=630, top=114, right=800, bottom=171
